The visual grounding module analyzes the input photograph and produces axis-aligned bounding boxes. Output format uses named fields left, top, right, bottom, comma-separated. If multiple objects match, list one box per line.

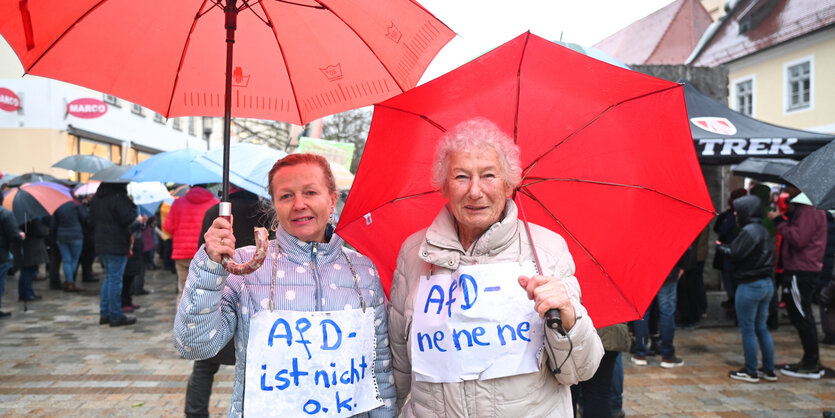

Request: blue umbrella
left=194, top=143, right=286, bottom=198
left=121, top=149, right=219, bottom=185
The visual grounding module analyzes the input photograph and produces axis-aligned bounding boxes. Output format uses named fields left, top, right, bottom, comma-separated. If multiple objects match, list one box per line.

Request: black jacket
left=197, top=189, right=274, bottom=248
left=17, top=218, right=49, bottom=267
left=717, top=195, right=775, bottom=283
left=0, top=206, right=22, bottom=264
left=89, top=183, right=138, bottom=256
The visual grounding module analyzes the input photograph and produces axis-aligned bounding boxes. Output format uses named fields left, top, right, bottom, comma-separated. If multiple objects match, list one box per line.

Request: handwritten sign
left=410, top=261, right=544, bottom=383
left=245, top=309, right=382, bottom=417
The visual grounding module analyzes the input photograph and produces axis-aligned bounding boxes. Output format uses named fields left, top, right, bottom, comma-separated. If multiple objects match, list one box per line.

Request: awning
left=684, top=81, right=834, bottom=165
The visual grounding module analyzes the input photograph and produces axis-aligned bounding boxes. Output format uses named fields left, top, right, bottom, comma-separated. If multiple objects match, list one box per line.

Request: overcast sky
left=417, top=0, right=676, bottom=83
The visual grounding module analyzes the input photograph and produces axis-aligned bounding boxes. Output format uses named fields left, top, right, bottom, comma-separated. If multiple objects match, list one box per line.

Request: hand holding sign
left=518, top=275, right=576, bottom=331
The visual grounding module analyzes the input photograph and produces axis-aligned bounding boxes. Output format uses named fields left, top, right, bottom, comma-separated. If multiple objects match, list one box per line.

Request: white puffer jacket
left=388, top=200, right=603, bottom=417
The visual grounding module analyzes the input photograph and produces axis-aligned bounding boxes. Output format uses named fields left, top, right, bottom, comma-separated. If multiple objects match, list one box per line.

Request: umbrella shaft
left=222, top=0, right=238, bottom=203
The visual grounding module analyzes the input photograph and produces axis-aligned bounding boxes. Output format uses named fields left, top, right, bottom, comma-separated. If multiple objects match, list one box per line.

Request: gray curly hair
left=431, top=117, right=522, bottom=189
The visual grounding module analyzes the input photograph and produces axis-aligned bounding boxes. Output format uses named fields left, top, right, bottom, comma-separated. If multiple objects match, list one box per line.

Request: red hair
left=267, top=153, right=336, bottom=201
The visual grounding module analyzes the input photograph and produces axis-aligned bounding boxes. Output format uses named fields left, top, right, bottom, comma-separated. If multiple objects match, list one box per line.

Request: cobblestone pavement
left=1, top=266, right=834, bottom=417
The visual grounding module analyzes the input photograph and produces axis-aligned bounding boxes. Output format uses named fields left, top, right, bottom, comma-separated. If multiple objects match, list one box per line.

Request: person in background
left=49, top=197, right=88, bottom=292
left=121, top=221, right=145, bottom=314
left=174, top=154, right=395, bottom=417
left=572, top=323, right=630, bottom=418
left=388, top=118, right=603, bottom=417
left=16, top=218, right=49, bottom=302
left=90, top=182, right=143, bottom=327
left=183, top=185, right=272, bottom=418
left=768, top=186, right=827, bottom=378
left=820, top=211, right=835, bottom=346
left=77, top=194, right=97, bottom=283
left=132, top=214, right=155, bottom=296
left=0, top=193, right=24, bottom=317
left=163, top=184, right=218, bottom=301
left=632, top=245, right=693, bottom=368
left=677, top=228, right=708, bottom=328
left=717, top=195, right=777, bottom=383
left=713, top=188, right=748, bottom=317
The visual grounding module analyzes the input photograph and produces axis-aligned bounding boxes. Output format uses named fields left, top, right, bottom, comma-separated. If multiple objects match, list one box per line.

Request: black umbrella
left=6, top=172, right=60, bottom=187
left=52, top=154, right=114, bottom=173
left=781, top=140, right=835, bottom=209
left=90, top=165, right=134, bottom=183
left=730, top=157, right=797, bottom=183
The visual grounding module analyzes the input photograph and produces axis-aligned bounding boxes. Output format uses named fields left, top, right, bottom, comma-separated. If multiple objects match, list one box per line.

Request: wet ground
left=0, top=266, right=833, bottom=417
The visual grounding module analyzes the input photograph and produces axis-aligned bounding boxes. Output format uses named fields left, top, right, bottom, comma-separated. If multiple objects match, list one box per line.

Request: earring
left=270, top=217, right=278, bottom=232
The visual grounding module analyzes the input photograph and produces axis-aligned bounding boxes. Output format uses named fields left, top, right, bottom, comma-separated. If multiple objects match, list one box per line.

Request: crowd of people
left=1, top=118, right=833, bottom=417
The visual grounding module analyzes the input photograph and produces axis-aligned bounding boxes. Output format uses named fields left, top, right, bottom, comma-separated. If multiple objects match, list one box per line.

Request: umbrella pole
left=218, top=0, right=238, bottom=220
left=220, top=0, right=238, bottom=208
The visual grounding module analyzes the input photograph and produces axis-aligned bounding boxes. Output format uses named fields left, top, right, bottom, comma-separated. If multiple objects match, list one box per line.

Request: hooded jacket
left=163, top=186, right=219, bottom=260
left=717, top=195, right=775, bottom=283
left=89, top=183, right=138, bottom=256
left=389, top=200, right=603, bottom=417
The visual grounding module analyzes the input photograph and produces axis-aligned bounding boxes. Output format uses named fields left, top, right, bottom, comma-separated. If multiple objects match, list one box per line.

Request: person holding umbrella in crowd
left=49, top=194, right=88, bottom=292
left=174, top=154, right=396, bottom=417
left=388, top=118, right=603, bottom=416
left=0, top=193, right=25, bottom=317
left=717, top=195, right=777, bottom=383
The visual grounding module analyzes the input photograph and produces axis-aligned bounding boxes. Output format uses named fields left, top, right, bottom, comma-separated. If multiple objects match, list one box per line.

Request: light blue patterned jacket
left=173, top=225, right=397, bottom=417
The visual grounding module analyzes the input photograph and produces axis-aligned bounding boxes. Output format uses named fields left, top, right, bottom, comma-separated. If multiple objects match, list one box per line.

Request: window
left=785, top=59, right=811, bottom=111
left=153, top=112, right=165, bottom=124
left=188, top=117, right=196, bottom=136
left=172, top=117, right=181, bottom=131
left=131, top=103, right=145, bottom=117
left=103, top=94, right=120, bottom=107
left=735, top=79, right=753, bottom=116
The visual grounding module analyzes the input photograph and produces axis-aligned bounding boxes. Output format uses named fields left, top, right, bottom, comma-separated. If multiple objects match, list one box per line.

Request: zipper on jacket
left=311, top=243, right=322, bottom=311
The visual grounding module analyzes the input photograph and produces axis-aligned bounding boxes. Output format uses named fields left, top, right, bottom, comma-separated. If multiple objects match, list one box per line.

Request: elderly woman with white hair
left=388, top=118, right=603, bottom=417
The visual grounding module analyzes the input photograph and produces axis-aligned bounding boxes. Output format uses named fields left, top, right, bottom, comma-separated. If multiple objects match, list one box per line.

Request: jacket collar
left=274, top=223, right=344, bottom=265
left=420, top=199, right=519, bottom=269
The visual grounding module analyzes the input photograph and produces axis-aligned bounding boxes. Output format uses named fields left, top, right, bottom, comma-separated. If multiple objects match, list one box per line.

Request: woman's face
left=441, top=147, right=513, bottom=243
left=270, top=163, right=337, bottom=243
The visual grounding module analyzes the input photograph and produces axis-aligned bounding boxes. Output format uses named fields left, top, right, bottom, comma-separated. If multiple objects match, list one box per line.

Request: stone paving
left=0, top=266, right=834, bottom=417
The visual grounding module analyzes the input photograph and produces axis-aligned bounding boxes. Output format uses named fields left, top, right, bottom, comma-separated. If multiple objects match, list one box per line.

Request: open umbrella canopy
left=2, top=181, right=74, bottom=225
left=90, top=165, right=134, bottom=183
left=52, top=154, right=115, bottom=173
left=730, top=157, right=798, bottom=184
left=122, top=149, right=219, bottom=185
left=73, top=182, right=100, bottom=197
left=781, top=139, right=835, bottom=209
left=6, top=172, right=61, bottom=187
left=1, top=0, right=453, bottom=124
left=194, top=143, right=286, bottom=198
left=336, top=32, right=715, bottom=328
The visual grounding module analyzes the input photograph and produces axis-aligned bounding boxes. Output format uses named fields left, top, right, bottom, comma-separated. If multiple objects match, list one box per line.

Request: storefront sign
left=67, top=98, right=108, bottom=119
left=0, top=88, right=21, bottom=112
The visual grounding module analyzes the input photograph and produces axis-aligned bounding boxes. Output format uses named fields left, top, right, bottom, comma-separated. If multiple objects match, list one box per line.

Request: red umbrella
left=1, top=0, right=453, bottom=200
left=336, top=32, right=716, bottom=328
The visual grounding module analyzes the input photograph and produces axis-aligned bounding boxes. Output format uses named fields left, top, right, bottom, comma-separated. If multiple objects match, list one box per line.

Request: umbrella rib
left=374, top=104, right=447, bottom=133
left=312, top=0, right=409, bottom=93
left=520, top=177, right=716, bottom=215
left=336, top=189, right=439, bottom=231
left=259, top=2, right=305, bottom=124
left=512, top=32, right=532, bottom=144
left=517, top=187, right=641, bottom=319
left=521, top=84, right=682, bottom=179
left=165, top=0, right=213, bottom=118
left=21, top=0, right=110, bottom=74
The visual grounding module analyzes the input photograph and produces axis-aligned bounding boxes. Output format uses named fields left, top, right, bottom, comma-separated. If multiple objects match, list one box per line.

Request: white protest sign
left=410, top=261, right=544, bottom=383
left=245, top=309, right=382, bottom=417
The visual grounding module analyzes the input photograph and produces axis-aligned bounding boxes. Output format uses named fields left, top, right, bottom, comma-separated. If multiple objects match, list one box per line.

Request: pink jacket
left=163, top=187, right=219, bottom=260
left=778, top=203, right=827, bottom=272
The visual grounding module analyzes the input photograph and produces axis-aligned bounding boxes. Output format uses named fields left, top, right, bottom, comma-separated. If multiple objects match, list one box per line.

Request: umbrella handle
left=217, top=202, right=268, bottom=274
left=221, top=227, right=269, bottom=275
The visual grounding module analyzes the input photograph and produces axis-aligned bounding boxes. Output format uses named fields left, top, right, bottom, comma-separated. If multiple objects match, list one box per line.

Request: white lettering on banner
left=698, top=138, right=797, bottom=156
left=244, top=309, right=382, bottom=417
left=0, top=95, right=19, bottom=106
left=68, top=103, right=106, bottom=113
left=410, top=261, right=544, bottom=383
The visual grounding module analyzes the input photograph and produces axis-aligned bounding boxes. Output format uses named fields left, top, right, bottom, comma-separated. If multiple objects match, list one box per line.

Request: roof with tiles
left=689, top=0, right=835, bottom=66
left=594, top=0, right=714, bottom=65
